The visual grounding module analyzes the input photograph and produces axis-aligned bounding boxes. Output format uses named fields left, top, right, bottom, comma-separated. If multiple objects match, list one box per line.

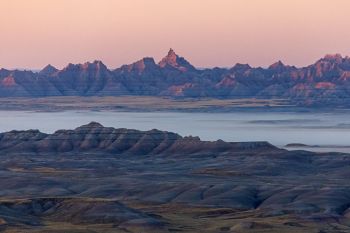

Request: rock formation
left=0, top=122, right=275, bottom=154
left=2, top=50, right=350, bottom=106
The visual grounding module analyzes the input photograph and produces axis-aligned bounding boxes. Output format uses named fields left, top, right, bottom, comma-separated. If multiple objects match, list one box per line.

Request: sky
left=1, top=0, right=350, bottom=70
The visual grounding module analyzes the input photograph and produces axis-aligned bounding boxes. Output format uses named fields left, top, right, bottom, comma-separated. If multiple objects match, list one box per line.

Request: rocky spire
left=158, top=48, right=196, bottom=72
left=39, top=64, right=58, bottom=75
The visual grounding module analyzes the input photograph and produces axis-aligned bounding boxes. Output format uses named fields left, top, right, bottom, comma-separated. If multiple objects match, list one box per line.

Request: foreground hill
left=0, top=123, right=350, bottom=232
left=2, top=50, right=350, bottom=106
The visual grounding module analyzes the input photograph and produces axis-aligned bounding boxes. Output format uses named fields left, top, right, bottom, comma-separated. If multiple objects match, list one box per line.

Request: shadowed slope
left=0, top=123, right=350, bottom=232
left=0, top=122, right=276, bottom=155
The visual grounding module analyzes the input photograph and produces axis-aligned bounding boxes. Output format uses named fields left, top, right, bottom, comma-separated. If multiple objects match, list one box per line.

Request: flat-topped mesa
left=119, top=57, right=158, bottom=74
left=313, top=54, right=350, bottom=70
left=0, top=122, right=278, bottom=155
left=322, top=54, right=343, bottom=62
left=77, top=121, right=103, bottom=129
left=85, top=60, right=108, bottom=71
left=231, top=63, right=252, bottom=72
left=61, top=60, right=108, bottom=73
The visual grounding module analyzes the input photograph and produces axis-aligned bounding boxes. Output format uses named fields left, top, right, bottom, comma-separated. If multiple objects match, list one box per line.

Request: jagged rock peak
left=63, top=63, right=79, bottom=71
left=81, top=60, right=108, bottom=71
left=166, top=48, right=177, bottom=59
left=159, top=48, right=179, bottom=66
left=269, top=60, right=285, bottom=69
left=312, top=54, right=349, bottom=70
left=323, top=54, right=343, bottom=62
left=63, top=61, right=108, bottom=71
left=39, top=64, right=58, bottom=75
left=158, top=48, right=196, bottom=72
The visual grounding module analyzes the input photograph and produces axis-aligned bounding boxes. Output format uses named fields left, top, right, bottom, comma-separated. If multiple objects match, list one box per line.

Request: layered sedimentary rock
left=0, top=122, right=275, bottom=154
left=0, top=123, right=350, bottom=232
left=2, top=50, right=350, bottom=106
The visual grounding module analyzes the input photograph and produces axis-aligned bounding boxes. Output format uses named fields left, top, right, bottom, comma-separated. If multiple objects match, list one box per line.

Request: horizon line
left=1, top=50, right=347, bottom=72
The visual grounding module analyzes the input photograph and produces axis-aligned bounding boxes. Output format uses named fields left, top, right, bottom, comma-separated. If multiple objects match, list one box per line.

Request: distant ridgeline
left=1, top=49, right=350, bottom=106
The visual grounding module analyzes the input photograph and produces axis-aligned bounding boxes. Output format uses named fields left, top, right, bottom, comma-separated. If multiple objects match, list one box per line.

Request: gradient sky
left=1, top=0, right=350, bottom=70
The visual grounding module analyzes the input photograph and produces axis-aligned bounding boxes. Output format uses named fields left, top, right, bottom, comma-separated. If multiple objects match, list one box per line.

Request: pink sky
left=1, top=0, right=350, bottom=69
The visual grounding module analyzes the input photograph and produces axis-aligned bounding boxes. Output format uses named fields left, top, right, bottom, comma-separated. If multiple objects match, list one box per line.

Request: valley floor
left=0, top=96, right=293, bottom=112
left=1, top=149, right=350, bottom=233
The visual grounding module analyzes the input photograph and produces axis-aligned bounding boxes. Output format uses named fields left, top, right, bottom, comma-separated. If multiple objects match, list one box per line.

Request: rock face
left=0, top=122, right=276, bottom=154
left=1, top=123, right=350, bottom=232
left=2, top=50, right=350, bottom=106
left=39, top=64, right=58, bottom=76
left=158, top=48, right=196, bottom=72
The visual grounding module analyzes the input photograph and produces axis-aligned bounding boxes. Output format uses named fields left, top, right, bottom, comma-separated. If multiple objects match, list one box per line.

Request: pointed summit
left=159, top=49, right=179, bottom=67
left=93, top=60, right=108, bottom=70
left=158, top=49, right=196, bottom=72
left=268, top=60, right=289, bottom=72
left=269, top=60, right=285, bottom=69
left=168, top=48, right=176, bottom=56
left=39, top=64, right=58, bottom=76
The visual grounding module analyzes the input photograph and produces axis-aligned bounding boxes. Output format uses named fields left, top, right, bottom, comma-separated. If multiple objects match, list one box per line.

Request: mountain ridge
left=1, top=50, right=350, bottom=106
left=0, top=122, right=276, bottom=154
